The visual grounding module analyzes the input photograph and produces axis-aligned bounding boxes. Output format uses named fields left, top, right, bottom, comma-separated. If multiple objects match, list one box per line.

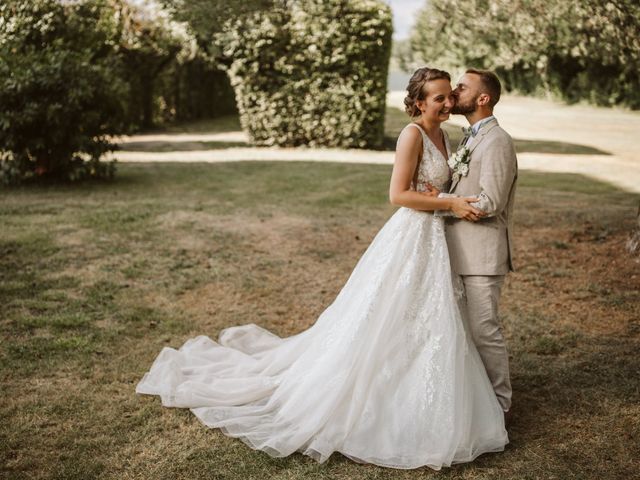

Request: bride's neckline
left=411, top=122, right=450, bottom=160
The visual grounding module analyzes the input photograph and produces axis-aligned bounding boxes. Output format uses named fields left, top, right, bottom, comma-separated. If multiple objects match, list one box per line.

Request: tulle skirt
left=136, top=207, right=508, bottom=469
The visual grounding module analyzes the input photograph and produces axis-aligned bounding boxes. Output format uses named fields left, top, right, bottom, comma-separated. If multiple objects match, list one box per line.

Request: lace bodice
left=406, top=123, right=451, bottom=193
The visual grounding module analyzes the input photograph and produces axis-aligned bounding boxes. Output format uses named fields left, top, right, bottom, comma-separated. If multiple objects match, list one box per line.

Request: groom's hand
left=465, top=208, right=488, bottom=222
left=450, top=197, right=486, bottom=221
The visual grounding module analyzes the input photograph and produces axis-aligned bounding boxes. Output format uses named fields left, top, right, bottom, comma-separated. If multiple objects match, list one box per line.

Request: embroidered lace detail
left=405, top=123, right=451, bottom=193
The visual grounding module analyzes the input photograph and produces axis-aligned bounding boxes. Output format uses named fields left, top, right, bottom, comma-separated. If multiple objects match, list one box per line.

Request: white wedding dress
left=137, top=123, right=508, bottom=470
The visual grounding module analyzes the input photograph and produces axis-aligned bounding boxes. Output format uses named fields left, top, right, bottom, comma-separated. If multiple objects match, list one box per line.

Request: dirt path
left=113, top=94, right=640, bottom=194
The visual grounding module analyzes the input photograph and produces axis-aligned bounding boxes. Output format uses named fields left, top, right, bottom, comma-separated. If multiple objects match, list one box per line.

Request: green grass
left=140, top=115, right=242, bottom=134
left=1, top=162, right=639, bottom=479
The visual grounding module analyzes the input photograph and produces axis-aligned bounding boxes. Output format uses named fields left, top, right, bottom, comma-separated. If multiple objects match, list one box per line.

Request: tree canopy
left=405, top=0, right=640, bottom=108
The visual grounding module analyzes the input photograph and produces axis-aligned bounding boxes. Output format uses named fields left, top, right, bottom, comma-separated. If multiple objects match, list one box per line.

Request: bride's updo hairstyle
left=404, top=67, right=451, bottom=117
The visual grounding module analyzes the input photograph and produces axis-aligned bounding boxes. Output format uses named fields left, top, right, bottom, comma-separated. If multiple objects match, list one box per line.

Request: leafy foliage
left=117, top=0, right=198, bottom=128
left=0, top=0, right=235, bottom=184
left=160, top=0, right=274, bottom=56
left=0, top=0, right=127, bottom=184
left=406, top=0, right=640, bottom=108
left=215, top=0, right=393, bottom=148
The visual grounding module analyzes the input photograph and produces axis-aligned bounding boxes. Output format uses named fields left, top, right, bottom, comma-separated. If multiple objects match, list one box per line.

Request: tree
left=405, top=0, right=640, bottom=109
left=160, top=0, right=274, bottom=60
left=116, top=0, right=199, bottom=128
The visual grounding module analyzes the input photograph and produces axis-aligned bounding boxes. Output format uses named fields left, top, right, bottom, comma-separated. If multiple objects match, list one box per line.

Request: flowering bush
left=216, top=0, right=392, bottom=148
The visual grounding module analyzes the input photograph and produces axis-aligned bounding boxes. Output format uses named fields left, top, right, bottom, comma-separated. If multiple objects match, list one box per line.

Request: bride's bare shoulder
left=397, top=123, right=423, bottom=145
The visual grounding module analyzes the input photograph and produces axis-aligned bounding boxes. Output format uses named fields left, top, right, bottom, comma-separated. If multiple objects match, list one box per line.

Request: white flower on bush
left=448, top=146, right=471, bottom=181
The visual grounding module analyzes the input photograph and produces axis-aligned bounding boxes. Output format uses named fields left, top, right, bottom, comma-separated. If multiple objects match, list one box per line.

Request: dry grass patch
left=1, top=163, right=638, bottom=479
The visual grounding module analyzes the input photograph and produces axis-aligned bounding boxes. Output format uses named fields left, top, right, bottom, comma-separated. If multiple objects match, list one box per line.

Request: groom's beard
left=451, top=95, right=479, bottom=115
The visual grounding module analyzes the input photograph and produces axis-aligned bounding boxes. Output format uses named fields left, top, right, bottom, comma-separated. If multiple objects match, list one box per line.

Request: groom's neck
left=465, top=108, right=494, bottom=126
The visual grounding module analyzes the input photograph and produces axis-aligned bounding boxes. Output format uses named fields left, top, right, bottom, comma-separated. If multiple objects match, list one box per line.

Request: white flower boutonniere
left=448, top=146, right=471, bottom=181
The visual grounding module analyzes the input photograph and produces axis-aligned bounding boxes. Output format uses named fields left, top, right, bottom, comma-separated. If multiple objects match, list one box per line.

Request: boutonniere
left=448, top=146, right=471, bottom=181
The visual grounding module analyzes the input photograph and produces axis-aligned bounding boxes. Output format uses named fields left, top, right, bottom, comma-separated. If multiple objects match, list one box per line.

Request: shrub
left=216, top=0, right=392, bottom=148
left=0, top=0, right=130, bottom=184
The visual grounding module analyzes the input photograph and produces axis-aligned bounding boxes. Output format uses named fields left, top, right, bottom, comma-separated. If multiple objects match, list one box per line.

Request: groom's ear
left=477, top=93, right=491, bottom=107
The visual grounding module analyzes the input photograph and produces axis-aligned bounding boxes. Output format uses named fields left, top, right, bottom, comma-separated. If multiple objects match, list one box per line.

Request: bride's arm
left=389, top=128, right=484, bottom=221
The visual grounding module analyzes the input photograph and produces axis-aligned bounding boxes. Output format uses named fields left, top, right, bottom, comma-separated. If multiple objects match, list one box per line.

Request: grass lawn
left=1, top=161, right=639, bottom=479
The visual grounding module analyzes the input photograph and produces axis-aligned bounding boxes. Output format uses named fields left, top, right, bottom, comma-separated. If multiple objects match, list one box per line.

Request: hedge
left=217, top=0, right=392, bottom=148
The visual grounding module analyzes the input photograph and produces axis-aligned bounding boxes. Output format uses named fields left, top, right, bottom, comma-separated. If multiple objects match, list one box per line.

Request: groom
left=438, top=69, right=518, bottom=417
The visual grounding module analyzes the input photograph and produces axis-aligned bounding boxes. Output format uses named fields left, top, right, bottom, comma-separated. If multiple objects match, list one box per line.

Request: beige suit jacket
left=444, top=117, right=518, bottom=275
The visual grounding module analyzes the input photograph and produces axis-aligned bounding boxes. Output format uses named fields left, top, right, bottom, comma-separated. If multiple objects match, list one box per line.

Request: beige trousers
left=461, top=275, right=512, bottom=412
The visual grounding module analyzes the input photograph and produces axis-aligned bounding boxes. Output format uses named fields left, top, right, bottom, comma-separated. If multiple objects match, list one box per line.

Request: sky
left=383, top=0, right=425, bottom=41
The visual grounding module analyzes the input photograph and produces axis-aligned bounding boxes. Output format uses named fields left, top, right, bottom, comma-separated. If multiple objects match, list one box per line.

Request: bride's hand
left=450, top=197, right=485, bottom=221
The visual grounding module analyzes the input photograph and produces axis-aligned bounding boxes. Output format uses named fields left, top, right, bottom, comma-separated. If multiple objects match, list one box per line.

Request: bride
left=137, top=67, right=509, bottom=470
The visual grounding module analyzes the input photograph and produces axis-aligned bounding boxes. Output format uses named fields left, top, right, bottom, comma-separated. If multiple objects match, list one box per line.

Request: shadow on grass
left=118, top=140, right=249, bottom=152
left=508, top=334, right=640, bottom=471
left=511, top=138, right=609, bottom=155
left=136, top=115, right=241, bottom=134
left=512, top=335, right=640, bottom=414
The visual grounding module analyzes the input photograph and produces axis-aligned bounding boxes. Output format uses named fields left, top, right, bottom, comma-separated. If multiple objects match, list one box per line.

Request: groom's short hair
left=466, top=69, right=501, bottom=107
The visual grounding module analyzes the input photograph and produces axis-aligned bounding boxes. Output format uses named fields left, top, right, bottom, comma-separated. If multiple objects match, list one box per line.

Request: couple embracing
left=137, top=67, right=518, bottom=470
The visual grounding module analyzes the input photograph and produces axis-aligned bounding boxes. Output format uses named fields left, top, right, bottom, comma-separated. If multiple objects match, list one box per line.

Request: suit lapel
left=449, top=118, right=499, bottom=193
left=467, top=118, right=498, bottom=154
left=449, top=172, right=461, bottom=192
left=456, top=136, right=469, bottom=151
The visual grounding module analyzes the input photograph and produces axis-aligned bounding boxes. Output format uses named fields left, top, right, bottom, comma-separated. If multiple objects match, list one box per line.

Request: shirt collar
left=471, top=115, right=495, bottom=135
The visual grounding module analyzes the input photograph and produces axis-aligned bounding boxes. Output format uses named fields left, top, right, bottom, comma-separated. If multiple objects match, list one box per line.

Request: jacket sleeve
left=471, top=133, right=517, bottom=217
